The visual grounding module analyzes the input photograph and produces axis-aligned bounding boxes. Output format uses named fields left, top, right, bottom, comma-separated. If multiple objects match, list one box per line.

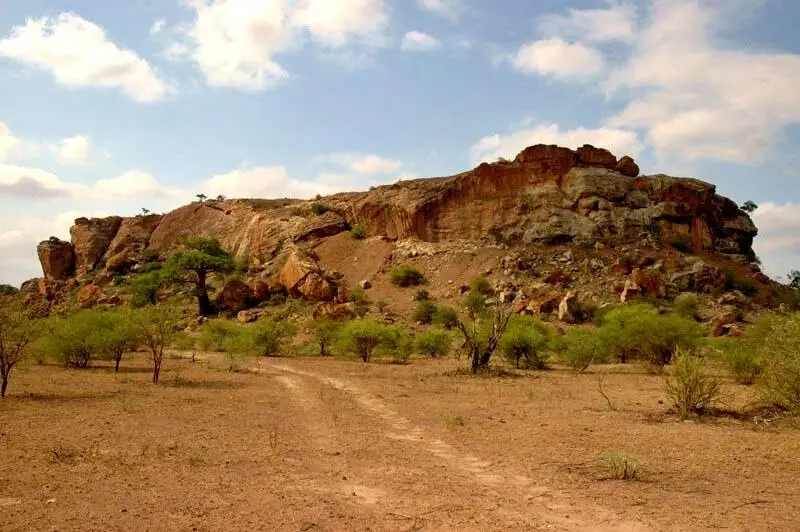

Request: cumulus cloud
left=513, top=38, right=605, bottom=80
left=750, top=202, right=800, bottom=279
left=0, top=123, right=23, bottom=162
left=54, top=136, right=91, bottom=165
left=323, top=153, right=403, bottom=175
left=417, top=0, right=459, bottom=20
left=603, top=0, right=800, bottom=163
left=202, top=166, right=338, bottom=199
left=0, top=164, right=72, bottom=198
left=471, top=122, right=640, bottom=164
left=401, top=31, right=441, bottom=52
left=173, top=0, right=388, bottom=90
left=0, top=13, right=170, bottom=102
left=537, top=2, right=637, bottom=43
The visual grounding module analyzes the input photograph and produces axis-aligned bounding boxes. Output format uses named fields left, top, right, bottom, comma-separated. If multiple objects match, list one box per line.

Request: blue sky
left=1, top=0, right=799, bottom=285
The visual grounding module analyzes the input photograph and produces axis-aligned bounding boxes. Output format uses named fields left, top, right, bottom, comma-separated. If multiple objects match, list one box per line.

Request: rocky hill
left=25, top=144, right=787, bottom=332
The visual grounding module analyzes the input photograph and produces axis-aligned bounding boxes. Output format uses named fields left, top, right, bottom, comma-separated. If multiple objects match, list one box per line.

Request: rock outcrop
left=37, top=238, right=74, bottom=280
left=35, top=144, right=762, bottom=306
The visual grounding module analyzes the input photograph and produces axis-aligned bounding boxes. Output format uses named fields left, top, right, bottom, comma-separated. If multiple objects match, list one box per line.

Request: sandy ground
left=1, top=355, right=799, bottom=531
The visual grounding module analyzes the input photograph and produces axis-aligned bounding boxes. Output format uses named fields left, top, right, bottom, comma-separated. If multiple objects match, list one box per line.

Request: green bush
left=390, top=265, right=425, bottom=287
left=43, top=310, right=107, bottom=368
left=599, top=304, right=704, bottom=366
left=665, top=350, right=720, bottom=418
left=199, top=320, right=242, bottom=352
left=141, top=248, right=160, bottom=263
left=308, top=319, right=340, bottom=356
left=414, top=289, right=430, bottom=301
left=754, top=314, right=800, bottom=411
left=573, top=300, right=599, bottom=324
left=412, top=301, right=438, bottom=324
left=336, top=319, right=389, bottom=362
left=470, top=276, right=494, bottom=296
left=673, top=293, right=699, bottom=320
left=252, top=318, right=296, bottom=356
left=499, top=316, right=551, bottom=369
left=556, top=328, right=610, bottom=372
left=130, top=271, right=163, bottom=308
left=670, top=234, right=693, bottom=252
left=310, top=203, right=332, bottom=216
left=350, top=224, right=367, bottom=239
left=0, top=284, right=18, bottom=295
left=349, top=289, right=370, bottom=317
left=434, top=306, right=459, bottom=330
left=415, top=330, right=452, bottom=358
left=381, top=327, right=413, bottom=364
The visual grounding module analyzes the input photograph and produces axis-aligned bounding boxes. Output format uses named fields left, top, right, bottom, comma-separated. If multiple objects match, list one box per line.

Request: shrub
left=499, top=316, right=551, bottom=369
left=0, top=304, right=40, bottom=398
left=599, top=304, right=704, bottom=366
left=252, top=318, right=296, bottom=357
left=336, top=319, right=389, bottom=362
left=308, top=319, right=340, bottom=356
left=349, top=289, right=370, bottom=317
left=112, top=274, right=126, bottom=287
left=390, top=265, right=424, bottom=287
left=665, top=349, right=720, bottom=418
left=470, top=276, right=494, bottom=296
left=670, top=234, right=693, bottom=252
left=754, top=314, right=800, bottom=411
left=350, top=224, right=367, bottom=239
left=673, top=293, right=699, bottom=320
left=131, top=307, right=180, bottom=383
left=416, top=330, right=452, bottom=358
left=412, top=301, right=438, bottom=324
left=0, top=284, right=19, bottom=295
left=716, top=341, right=763, bottom=385
left=130, top=271, right=163, bottom=308
left=199, top=320, right=242, bottom=352
left=96, top=309, right=141, bottom=373
left=603, top=452, right=640, bottom=481
left=434, top=306, right=459, bottom=330
left=414, top=289, right=430, bottom=301
left=557, top=328, right=610, bottom=372
left=141, top=248, right=160, bottom=263
left=43, top=311, right=106, bottom=368
left=310, top=203, right=332, bottom=216
left=572, top=300, right=599, bottom=324
left=381, top=327, right=413, bottom=364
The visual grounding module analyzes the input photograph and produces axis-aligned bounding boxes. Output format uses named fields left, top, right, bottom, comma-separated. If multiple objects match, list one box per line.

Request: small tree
left=0, top=304, right=40, bottom=398
left=133, top=307, right=179, bottom=383
left=434, top=306, right=459, bottom=330
left=499, top=316, right=551, bottom=369
left=337, top=319, right=388, bottom=362
left=390, top=265, right=424, bottom=287
left=415, top=330, right=451, bottom=358
left=97, top=310, right=141, bottom=372
left=252, top=318, right=296, bottom=356
left=308, top=319, right=339, bottom=356
left=740, top=201, right=758, bottom=214
left=412, top=301, right=438, bottom=324
left=141, top=208, right=151, bottom=216
left=455, top=287, right=514, bottom=374
left=788, top=270, right=800, bottom=290
left=196, top=193, right=207, bottom=203
left=130, top=270, right=164, bottom=308
left=44, top=311, right=105, bottom=368
left=163, top=238, right=234, bottom=315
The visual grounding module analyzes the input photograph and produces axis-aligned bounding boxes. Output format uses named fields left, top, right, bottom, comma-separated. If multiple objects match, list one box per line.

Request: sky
left=1, top=0, right=799, bottom=286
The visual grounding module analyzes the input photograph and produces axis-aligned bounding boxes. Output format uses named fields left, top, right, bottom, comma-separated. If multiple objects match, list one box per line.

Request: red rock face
left=576, top=144, right=617, bottom=169
left=71, top=217, right=122, bottom=276
left=37, top=238, right=74, bottom=280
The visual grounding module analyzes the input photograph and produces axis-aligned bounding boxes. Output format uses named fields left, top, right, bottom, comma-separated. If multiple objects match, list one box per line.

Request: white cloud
left=292, top=0, right=388, bottom=47
left=0, top=123, right=23, bottom=162
left=174, top=0, right=389, bottom=90
left=350, top=155, right=402, bottom=174
left=54, top=136, right=91, bottom=165
left=605, top=0, right=800, bottom=163
left=417, top=0, right=459, bottom=20
left=0, top=164, right=72, bottom=198
left=471, top=122, right=640, bottom=164
left=401, top=31, right=441, bottom=52
left=750, top=202, right=800, bottom=279
left=202, top=166, right=335, bottom=199
left=0, top=13, right=170, bottom=102
left=150, top=19, right=166, bottom=35
left=513, top=38, right=605, bottom=80
left=176, top=0, right=292, bottom=90
left=537, top=3, right=637, bottom=43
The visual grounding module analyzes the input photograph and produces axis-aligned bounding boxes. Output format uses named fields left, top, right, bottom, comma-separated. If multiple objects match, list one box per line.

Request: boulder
left=710, top=311, right=739, bottom=337
left=214, top=280, right=254, bottom=311
left=359, top=280, right=372, bottom=290
left=620, top=280, right=641, bottom=302
left=20, top=278, right=40, bottom=293
left=312, top=302, right=356, bottom=321
left=558, top=291, right=579, bottom=323
left=251, top=279, right=271, bottom=302
left=76, top=283, right=102, bottom=308
left=718, top=290, right=747, bottom=308
left=237, top=309, right=262, bottom=324
left=615, top=156, right=640, bottom=178
left=70, top=216, right=123, bottom=276
left=280, top=250, right=335, bottom=301
left=631, top=268, right=666, bottom=298
left=544, top=269, right=570, bottom=286
left=576, top=144, right=617, bottom=169
left=37, top=238, right=75, bottom=280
